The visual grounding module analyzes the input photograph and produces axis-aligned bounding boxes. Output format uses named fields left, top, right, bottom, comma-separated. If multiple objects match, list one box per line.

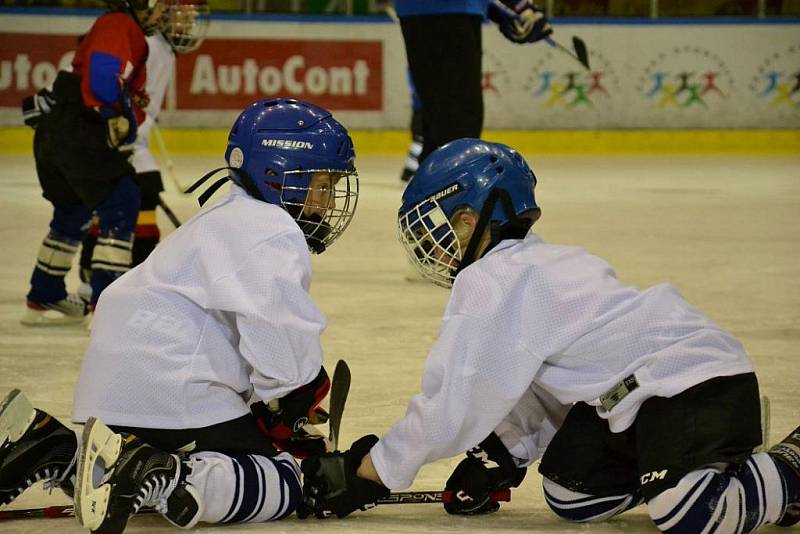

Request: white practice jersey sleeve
left=370, top=232, right=753, bottom=490
left=72, top=186, right=325, bottom=429
left=131, top=33, right=175, bottom=174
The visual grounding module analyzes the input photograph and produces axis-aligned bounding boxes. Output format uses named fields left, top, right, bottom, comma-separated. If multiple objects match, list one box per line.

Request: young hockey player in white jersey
left=0, top=98, right=359, bottom=532
left=300, top=138, right=800, bottom=531
left=126, top=0, right=210, bottom=262
left=79, top=0, right=210, bottom=294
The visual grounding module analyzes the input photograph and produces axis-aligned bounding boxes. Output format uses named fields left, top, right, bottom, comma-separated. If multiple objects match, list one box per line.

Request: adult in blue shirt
left=395, top=0, right=552, bottom=166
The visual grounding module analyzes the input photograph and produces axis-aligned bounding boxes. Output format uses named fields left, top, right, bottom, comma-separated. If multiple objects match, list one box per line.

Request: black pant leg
left=109, top=413, right=276, bottom=457
left=400, top=14, right=484, bottom=163
left=538, top=402, right=640, bottom=496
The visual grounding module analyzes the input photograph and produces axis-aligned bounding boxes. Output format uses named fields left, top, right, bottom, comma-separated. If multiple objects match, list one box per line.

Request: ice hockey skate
left=769, top=424, right=800, bottom=526
left=0, top=389, right=77, bottom=505
left=75, top=417, right=200, bottom=533
left=21, top=293, right=90, bottom=326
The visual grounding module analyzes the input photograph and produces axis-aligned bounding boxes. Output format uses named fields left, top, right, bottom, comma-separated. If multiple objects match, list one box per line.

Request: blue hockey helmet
left=188, top=98, right=358, bottom=254
left=398, top=139, right=538, bottom=287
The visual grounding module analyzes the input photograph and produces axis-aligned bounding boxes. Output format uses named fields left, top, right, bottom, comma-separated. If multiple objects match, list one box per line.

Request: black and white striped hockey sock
left=543, top=477, right=643, bottom=522
left=181, top=451, right=301, bottom=526
left=647, top=452, right=788, bottom=532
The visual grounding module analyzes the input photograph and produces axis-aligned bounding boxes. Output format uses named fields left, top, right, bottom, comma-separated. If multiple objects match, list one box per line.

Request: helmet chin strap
left=185, top=167, right=265, bottom=206
left=453, top=188, right=530, bottom=278
left=186, top=167, right=329, bottom=253
left=285, top=205, right=331, bottom=254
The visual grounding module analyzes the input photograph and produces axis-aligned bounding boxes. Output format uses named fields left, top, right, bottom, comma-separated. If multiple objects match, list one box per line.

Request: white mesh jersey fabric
left=131, top=32, right=175, bottom=174
left=72, top=186, right=325, bottom=428
left=370, top=232, right=753, bottom=490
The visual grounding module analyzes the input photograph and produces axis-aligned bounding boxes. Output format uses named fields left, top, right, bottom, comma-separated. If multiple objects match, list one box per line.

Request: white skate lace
left=30, top=467, right=62, bottom=494
left=134, top=462, right=181, bottom=515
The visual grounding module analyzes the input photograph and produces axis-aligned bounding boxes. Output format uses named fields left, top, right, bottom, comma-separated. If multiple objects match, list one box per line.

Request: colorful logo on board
left=749, top=44, right=800, bottom=113
left=522, top=49, right=619, bottom=109
left=637, top=45, right=732, bottom=109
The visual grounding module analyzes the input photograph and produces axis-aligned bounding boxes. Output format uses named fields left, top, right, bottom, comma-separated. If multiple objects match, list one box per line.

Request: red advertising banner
left=1, top=33, right=383, bottom=112
left=0, top=33, right=77, bottom=107
left=176, top=38, right=383, bottom=111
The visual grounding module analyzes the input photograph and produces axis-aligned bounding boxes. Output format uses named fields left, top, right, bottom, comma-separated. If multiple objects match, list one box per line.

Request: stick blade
left=328, top=359, right=351, bottom=451
left=572, top=36, right=590, bottom=70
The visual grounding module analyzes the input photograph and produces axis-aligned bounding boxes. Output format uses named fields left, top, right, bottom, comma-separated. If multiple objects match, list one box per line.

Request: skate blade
left=0, top=389, right=36, bottom=444
left=20, top=308, right=87, bottom=327
left=75, top=417, right=122, bottom=530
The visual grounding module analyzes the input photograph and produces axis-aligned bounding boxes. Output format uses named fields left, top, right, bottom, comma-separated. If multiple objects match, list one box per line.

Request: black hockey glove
left=21, top=89, right=55, bottom=129
left=299, top=434, right=390, bottom=519
left=488, top=0, right=553, bottom=44
left=443, top=432, right=527, bottom=515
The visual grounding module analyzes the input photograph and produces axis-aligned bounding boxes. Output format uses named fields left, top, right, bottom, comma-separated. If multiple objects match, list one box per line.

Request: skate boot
left=768, top=424, right=800, bottom=526
left=0, top=389, right=78, bottom=505
left=22, top=293, right=89, bottom=326
left=75, top=417, right=201, bottom=533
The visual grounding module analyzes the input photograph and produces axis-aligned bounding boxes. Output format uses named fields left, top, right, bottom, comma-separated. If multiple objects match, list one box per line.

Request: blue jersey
left=395, top=0, right=489, bottom=17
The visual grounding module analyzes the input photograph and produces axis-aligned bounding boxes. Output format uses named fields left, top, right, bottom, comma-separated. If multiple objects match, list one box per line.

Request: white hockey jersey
left=131, top=32, right=175, bottom=174
left=370, top=232, right=753, bottom=490
left=72, top=186, right=326, bottom=429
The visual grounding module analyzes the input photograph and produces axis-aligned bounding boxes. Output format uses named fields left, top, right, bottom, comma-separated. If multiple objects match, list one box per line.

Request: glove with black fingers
left=299, top=434, right=390, bottom=519
left=488, top=0, right=553, bottom=44
left=443, top=432, right=527, bottom=515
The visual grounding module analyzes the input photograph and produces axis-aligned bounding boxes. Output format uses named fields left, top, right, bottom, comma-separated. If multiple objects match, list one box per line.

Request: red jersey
left=71, top=12, right=148, bottom=124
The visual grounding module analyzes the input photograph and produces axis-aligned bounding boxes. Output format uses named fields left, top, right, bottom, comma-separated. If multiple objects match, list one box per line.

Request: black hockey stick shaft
left=328, top=359, right=351, bottom=451
left=0, top=490, right=511, bottom=520
left=378, top=489, right=511, bottom=505
left=545, top=36, right=590, bottom=70
left=0, top=490, right=510, bottom=520
left=157, top=196, right=182, bottom=228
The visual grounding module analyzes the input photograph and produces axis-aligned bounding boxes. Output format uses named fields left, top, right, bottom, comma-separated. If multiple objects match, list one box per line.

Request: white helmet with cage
left=161, top=0, right=210, bottom=54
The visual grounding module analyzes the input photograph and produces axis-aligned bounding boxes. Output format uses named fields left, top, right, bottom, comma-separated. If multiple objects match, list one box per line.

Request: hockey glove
left=252, top=366, right=331, bottom=458
left=21, top=89, right=55, bottom=129
left=488, top=0, right=553, bottom=44
left=299, top=434, right=390, bottom=519
left=443, top=432, right=527, bottom=515
left=106, top=115, right=131, bottom=148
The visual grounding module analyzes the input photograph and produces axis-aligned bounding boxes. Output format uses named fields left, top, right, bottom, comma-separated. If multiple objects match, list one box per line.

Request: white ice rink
left=0, top=151, right=798, bottom=533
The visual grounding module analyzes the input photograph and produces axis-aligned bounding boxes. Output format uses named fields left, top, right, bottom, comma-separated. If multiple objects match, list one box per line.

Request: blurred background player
left=395, top=0, right=553, bottom=174
left=399, top=69, right=423, bottom=183
left=20, top=0, right=166, bottom=326
left=78, top=0, right=211, bottom=304
left=0, top=98, right=360, bottom=532
left=300, top=139, right=800, bottom=530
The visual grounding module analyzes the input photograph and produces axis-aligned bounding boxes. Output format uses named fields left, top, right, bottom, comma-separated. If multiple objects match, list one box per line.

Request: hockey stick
left=0, top=489, right=512, bottom=520
left=157, top=197, right=181, bottom=228
left=327, top=359, right=351, bottom=451
left=488, top=1, right=590, bottom=71
left=151, top=122, right=184, bottom=194
left=545, top=35, right=590, bottom=70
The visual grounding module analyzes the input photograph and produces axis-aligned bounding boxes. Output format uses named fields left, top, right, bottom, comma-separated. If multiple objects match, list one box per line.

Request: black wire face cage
left=161, top=1, right=210, bottom=53
left=397, top=197, right=461, bottom=288
left=280, top=169, right=359, bottom=253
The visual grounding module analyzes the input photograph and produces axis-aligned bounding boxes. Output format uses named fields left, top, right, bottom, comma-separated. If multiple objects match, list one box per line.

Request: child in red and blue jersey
left=22, top=0, right=165, bottom=326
